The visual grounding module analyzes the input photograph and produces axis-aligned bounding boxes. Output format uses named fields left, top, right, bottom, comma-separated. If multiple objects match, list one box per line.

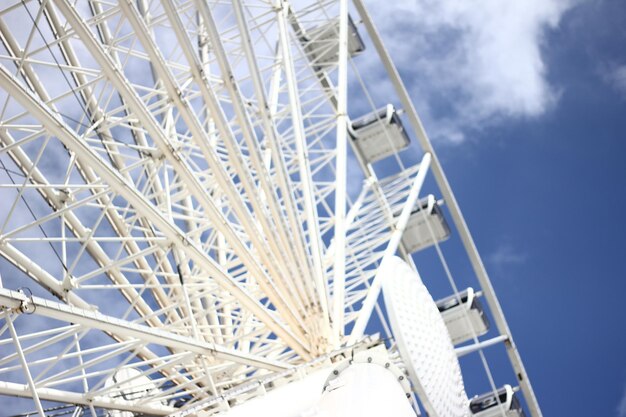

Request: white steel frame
left=0, top=1, right=541, bottom=416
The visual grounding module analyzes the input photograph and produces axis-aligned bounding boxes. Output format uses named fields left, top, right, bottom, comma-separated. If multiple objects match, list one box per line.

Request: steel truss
left=0, top=0, right=541, bottom=416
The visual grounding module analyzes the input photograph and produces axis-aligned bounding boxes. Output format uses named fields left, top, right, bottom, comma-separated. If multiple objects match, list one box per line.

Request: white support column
left=348, top=153, right=431, bottom=344
left=332, top=0, right=350, bottom=345
left=284, top=8, right=416, bottom=268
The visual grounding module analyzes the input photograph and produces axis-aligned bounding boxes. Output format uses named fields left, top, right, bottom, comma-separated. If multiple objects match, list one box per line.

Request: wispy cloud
left=602, top=64, right=626, bottom=100
left=361, top=0, right=578, bottom=143
left=618, top=384, right=626, bottom=417
left=487, top=244, right=527, bottom=269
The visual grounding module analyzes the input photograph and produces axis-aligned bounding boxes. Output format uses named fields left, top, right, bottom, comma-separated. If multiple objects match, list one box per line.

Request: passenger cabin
left=303, top=15, right=365, bottom=66
left=436, top=287, right=490, bottom=345
left=350, top=104, right=410, bottom=163
left=396, top=194, right=450, bottom=253
left=470, top=385, right=526, bottom=417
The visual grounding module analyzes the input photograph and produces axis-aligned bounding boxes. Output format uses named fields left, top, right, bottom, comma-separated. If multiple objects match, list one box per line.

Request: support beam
left=455, top=335, right=509, bottom=358
left=0, top=288, right=289, bottom=371
left=227, top=0, right=324, bottom=341
left=185, top=0, right=308, bottom=310
left=0, top=380, right=174, bottom=416
left=6, top=313, right=45, bottom=417
left=285, top=6, right=417, bottom=268
left=332, top=0, right=349, bottom=345
left=348, top=153, right=431, bottom=343
left=0, top=241, right=206, bottom=399
left=0, top=130, right=167, bottom=331
left=0, top=12, right=188, bottom=333
left=229, top=0, right=318, bottom=297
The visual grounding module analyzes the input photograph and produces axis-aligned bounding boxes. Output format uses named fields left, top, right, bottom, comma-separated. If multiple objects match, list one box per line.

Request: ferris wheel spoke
left=194, top=3, right=328, bottom=346
left=0, top=140, right=170, bottom=332
left=46, top=0, right=314, bottom=349
left=189, top=0, right=338, bottom=346
left=117, top=1, right=316, bottom=340
left=0, top=64, right=310, bottom=359
left=157, top=0, right=316, bottom=335
left=115, top=0, right=304, bottom=327
left=0, top=102, right=198, bottom=338
left=0, top=295, right=296, bottom=412
left=275, top=4, right=330, bottom=336
left=0, top=308, right=216, bottom=407
left=228, top=0, right=323, bottom=321
left=229, top=0, right=314, bottom=277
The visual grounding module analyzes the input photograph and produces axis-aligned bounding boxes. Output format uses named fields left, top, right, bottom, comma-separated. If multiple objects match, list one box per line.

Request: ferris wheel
left=0, top=1, right=542, bottom=416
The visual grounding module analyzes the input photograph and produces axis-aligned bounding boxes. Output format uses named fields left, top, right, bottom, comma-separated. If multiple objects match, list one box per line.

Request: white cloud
left=618, top=384, right=626, bottom=417
left=603, top=65, right=626, bottom=99
left=488, top=244, right=527, bottom=269
left=361, top=0, right=577, bottom=142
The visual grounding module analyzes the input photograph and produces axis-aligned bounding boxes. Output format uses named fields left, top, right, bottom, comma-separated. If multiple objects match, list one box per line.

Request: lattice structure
left=0, top=1, right=542, bottom=416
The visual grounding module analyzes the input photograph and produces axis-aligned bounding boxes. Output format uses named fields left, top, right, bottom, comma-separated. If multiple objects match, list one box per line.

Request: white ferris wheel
left=0, top=1, right=542, bottom=417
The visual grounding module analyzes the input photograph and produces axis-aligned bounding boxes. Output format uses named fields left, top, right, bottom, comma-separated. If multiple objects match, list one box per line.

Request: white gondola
left=470, top=385, right=526, bottom=417
left=350, top=104, right=411, bottom=163
left=396, top=194, right=451, bottom=253
left=304, top=14, right=365, bottom=66
left=436, top=287, right=490, bottom=345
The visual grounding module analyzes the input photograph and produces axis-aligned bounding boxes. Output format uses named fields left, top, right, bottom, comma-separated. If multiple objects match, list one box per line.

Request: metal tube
left=332, top=0, right=350, bottom=346
left=228, top=0, right=321, bottom=328
left=6, top=313, right=46, bottom=417
left=0, top=380, right=173, bottom=415
left=0, top=288, right=289, bottom=372
left=122, top=0, right=309, bottom=336
left=275, top=0, right=329, bottom=330
left=455, top=335, right=509, bottom=358
left=348, top=152, right=431, bottom=343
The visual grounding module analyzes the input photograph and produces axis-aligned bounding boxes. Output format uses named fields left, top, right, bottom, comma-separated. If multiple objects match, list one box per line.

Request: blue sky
left=371, top=0, right=626, bottom=415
